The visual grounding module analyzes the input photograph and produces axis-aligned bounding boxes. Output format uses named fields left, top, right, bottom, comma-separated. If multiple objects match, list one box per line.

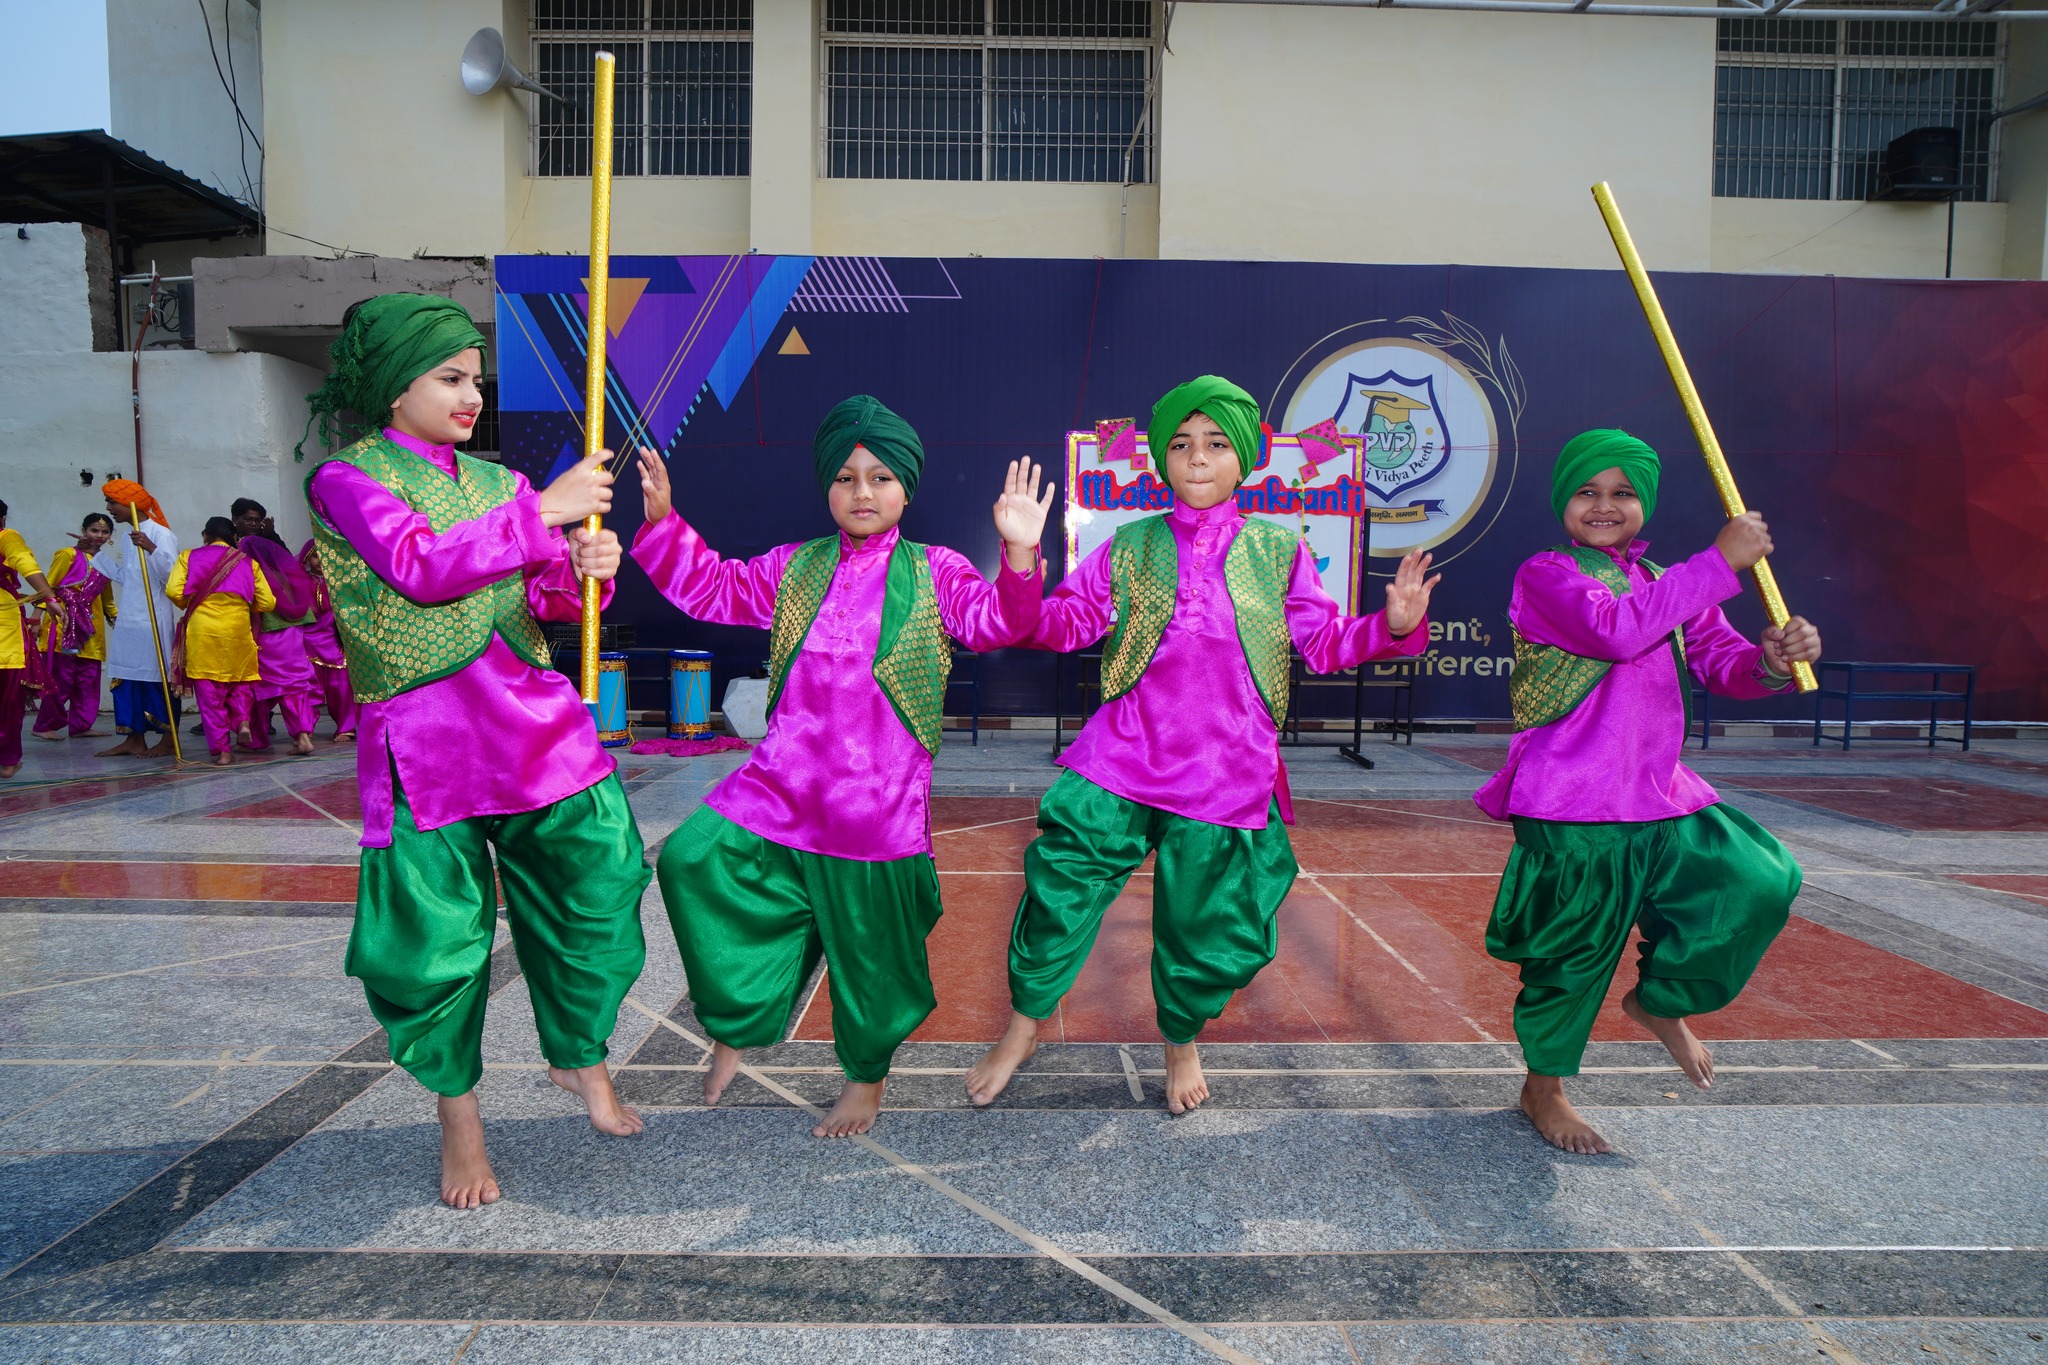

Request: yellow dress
left=166, top=549, right=275, bottom=683
left=40, top=547, right=117, bottom=663
left=0, top=529, right=43, bottom=671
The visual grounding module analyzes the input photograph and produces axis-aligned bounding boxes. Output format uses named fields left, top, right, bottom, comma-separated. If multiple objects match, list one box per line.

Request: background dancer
left=31, top=512, right=115, bottom=743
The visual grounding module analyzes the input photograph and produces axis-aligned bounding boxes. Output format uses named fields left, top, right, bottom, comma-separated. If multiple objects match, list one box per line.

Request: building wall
left=1, top=224, right=97, bottom=356
left=1712, top=200, right=2009, bottom=278
left=107, top=0, right=264, bottom=208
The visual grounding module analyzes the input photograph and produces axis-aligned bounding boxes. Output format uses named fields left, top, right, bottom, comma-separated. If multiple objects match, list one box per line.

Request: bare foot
left=1623, top=989, right=1714, bottom=1090
left=966, top=1011, right=1040, bottom=1107
left=1163, top=1041, right=1210, bottom=1114
left=0, top=764, right=18, bottom=780
left=212, top=751, right=234, bottom=767
left=702, top=1041, right=742, bottom=1106
left=292, top=732, right=315, bottom=756
left=1520, top=1074, right=1612, bottom=1155
left=547, top=1061, right=644, bottom=1136
left=96, top=735, right=146, bottom=758
left=438, top=1092, right=501, bottom=1209
left=813, top=1079, right=884, bottom=1138
left=332, top=731, right=357, bottom=744
left=30, top=728, right=64, bottom=742
left=141, top=737, right=175, bottom=758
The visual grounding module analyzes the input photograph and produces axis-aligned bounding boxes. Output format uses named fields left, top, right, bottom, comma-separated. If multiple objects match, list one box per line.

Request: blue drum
left=595, top=651, right=632, bottom=747
left=669, top=650, right=714, bottom=737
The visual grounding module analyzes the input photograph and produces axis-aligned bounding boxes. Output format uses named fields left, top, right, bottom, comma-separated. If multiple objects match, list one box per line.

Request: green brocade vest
left=1508, top=544, right=1690, bottom=733
left=305, top=433, right=551, bottom=704
left=765, top=535, right=953, bottom=757
left=1100, top=513, right=1298, bottom=730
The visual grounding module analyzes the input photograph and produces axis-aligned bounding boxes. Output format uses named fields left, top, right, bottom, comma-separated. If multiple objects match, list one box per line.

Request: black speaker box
left=1876, top=126, right=1962, bottom=201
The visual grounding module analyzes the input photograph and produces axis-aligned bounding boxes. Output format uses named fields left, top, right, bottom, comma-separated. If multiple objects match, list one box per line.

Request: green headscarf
left=1551, top=429, right=1662, bottom=522
left=296, top=293, right=488, bottom=460
left=813, top=395, right=925, bottom=498
left=1149, top=375, right=1262, bottom=479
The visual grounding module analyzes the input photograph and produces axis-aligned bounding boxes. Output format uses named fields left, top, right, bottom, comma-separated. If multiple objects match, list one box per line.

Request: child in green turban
left=966, top=376, right=1441, bottom=1114
left=631, top=395, right=1053, bottom=1139
left=304, top=292, right=648, bottom=1209
left=1474, top=428, right=1822, bottom=1154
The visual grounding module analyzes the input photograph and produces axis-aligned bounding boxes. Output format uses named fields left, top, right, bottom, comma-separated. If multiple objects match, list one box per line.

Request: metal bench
left=1811, top=661, right=1974, bottom=751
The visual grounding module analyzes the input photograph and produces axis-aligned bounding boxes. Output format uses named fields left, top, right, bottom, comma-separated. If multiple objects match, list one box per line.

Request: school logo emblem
left=1275, top=315, right=1523, bottom=564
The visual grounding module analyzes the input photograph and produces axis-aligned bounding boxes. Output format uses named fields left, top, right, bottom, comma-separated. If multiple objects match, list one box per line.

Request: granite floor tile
left=1336, top=1319, right=1827, bottom=1364
left=1825, top=1318, right=2048, bottom=1363
left=0, top=915, right=348, bottom=989
left=0, top=1062, right=310, bottom=1153
left=0, top=1322, right=475, bottom=1364
left=0, top=976, right=375, bottom=1053
left=0, top=1063, right=113, bottom=1126
left=1597, top=1105, right=2048, bottom=1246
left=463, top=1323, right=1353, bottom=1364
left=0, top=1150, right=176, bottom=1275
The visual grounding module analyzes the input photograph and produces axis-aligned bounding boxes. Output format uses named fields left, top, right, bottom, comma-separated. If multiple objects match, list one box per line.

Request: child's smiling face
left=828, top=444, right=908, bottom=541
left=1562, top=466, right=1646, bottom=549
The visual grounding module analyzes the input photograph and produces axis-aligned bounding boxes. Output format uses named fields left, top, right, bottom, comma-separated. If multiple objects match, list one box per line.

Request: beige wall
left=1155, top=3, right=1718, bottom=270
left=250, top=1, right=2048, bottom=278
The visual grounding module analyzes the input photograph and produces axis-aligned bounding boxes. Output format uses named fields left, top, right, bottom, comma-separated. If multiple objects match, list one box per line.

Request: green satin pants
left=1007, top=770, right=1299, bottom=1045
left=655, top=805, right=943, bottom=1083
left=346, top=774, right=651, bottom=1097
left=1485, top=802, right=1801, bottom=1077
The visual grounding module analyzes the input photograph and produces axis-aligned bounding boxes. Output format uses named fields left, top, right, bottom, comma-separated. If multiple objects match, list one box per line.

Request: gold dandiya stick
left=580, top=49, right=616, bottom=707
left=125, top=502, right=184, bottom=762
left=1591, top=182, right=1818, bottom=694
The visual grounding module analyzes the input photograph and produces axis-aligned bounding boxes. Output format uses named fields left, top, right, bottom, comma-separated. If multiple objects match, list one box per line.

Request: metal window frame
left=1714, top=15, right=2005, bottom=200
left=529, top=2, right=755, bottom=179
left=818, top=1, right=1163, bottom=183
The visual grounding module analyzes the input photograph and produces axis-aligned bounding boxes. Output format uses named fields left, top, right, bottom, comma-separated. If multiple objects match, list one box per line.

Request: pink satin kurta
left=633, top=514, right=1042, bottom=861
left=308, top=428, right=614, bottom=848
left=1034, top=498, right=1429, bottom=830
left=1472, top=540, right=1793, bottom=825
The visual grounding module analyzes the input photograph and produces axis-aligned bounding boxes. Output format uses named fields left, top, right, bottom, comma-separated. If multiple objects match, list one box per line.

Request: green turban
left=1551, top=429, right=1662, bottom=522
left=1149, top=375, right=1263, bottom=479
left=813, top=395, right=925, bottom=498
left=296, top=293, right=488, bottom=460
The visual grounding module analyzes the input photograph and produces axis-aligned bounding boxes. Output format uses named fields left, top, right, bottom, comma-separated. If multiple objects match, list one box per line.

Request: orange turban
left=101, top=478, right=167, bottom=527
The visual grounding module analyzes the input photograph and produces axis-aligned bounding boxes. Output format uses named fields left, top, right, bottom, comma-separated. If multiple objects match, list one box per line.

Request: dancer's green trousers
left=656, top=805, right=943, bottom=1083
left=346, top=774, right=650, bottom=1097
left=1484, top=802, right=1800, bottom=1077
left=1007, top=771, right=1299, bottom=1044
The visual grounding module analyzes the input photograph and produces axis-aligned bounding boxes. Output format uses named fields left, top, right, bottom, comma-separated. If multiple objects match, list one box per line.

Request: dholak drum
left=669, top=650, right=714, bottom=737
left=595, top=652, right=632, bottom=747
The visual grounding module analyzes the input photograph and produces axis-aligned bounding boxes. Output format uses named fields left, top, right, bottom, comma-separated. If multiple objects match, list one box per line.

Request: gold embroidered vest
left=305, top=434, right=551, bottom=704
left=1099, top=513, right=1297, bottom=729
left=766, top=535, right=953, bottom=757
left=1509, top=544, right=1690, bottom=732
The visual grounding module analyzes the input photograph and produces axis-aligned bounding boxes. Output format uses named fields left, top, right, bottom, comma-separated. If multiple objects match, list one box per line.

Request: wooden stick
left=1591, top=182, right=1817, bottom=693
left=125, top=503, right=184, bottom=761
left=580, top=50, right=616, bottom=706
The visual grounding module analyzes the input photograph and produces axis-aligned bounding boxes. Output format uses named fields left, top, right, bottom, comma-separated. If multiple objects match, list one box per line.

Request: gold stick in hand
left=1591, top=182, right=1817, bottom=694
left=126, top=503, right=184, bottom=762
left=580, top=49, right=616, bottom=707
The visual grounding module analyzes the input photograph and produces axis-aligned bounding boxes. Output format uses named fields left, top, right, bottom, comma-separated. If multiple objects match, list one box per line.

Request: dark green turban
left=813, top=395, right=925, bottom=498
left=296, top=293, right=488, bottom=460
left=1149, top=375, right=1262, bottom=478
left=1551, top=429, right=1662, bottom=522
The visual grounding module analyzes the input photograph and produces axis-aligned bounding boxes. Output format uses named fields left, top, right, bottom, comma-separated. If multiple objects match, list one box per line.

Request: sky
left=0, top=1, right=110, bottom=137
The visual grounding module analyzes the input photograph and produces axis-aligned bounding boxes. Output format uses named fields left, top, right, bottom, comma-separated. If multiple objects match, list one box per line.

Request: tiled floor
left=0, top=729, right=2045, bottom=1364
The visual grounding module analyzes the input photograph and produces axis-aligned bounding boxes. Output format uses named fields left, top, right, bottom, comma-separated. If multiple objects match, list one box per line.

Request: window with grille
left=1714, top=14, right=2003, bottom=202
left=823, top=1, right=1158, bottom=183
left=532, top=1, right=752, bottom=177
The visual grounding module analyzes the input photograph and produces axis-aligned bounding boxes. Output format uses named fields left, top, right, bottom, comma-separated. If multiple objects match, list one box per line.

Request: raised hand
left=1714, top=511, right=1773, bottom=572
left=637, top=446, right=671, bottom=524
left=1761, top=615, right=1821, bottom=677
left=992, top=457, right=1055, bottom=574
left=1384, top=550, right=1440, bottom=637
left=537, top=450, right=615, bottom=529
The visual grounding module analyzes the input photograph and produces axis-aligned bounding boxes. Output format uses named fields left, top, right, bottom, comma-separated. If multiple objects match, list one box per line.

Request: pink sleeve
left=524, top=547, right=613, bottom=623
left=1286, top=540, right=1428, bottom=672
left=1681, top=602, right=1791, bottom=700
left=309, top=461, right=571, bottom=606
left=1514, top=548, right=1741, bottom=662
left=927, top=546, right=1043, bottom=651
left=629, top=512, right=790, bottom=629
left=1024, top=542, right=1114, bottom=653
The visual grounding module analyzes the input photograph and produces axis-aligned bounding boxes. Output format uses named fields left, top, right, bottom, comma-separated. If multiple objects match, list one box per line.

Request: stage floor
left=1, top=730, right=2044, bottom=1363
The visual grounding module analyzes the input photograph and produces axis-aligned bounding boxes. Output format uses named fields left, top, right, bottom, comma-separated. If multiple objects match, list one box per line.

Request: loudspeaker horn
left=461, top=28, right=563, bottom=103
